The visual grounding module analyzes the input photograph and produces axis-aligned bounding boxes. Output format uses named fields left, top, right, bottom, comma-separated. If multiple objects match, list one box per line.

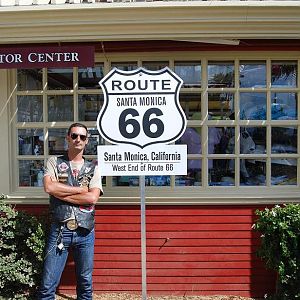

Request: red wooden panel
left=94, top=275, right=271, bottom=285
left=94, top=245, right=254, bottom=254
left=95, top=238, right=260, bottom=247
left=16, top=204, right=276, bottom=298
left=96, top=215, right=254, bottom=224
left=94, top=268, right=263, bottom=277
left=96, top=223, right=252, bottom=231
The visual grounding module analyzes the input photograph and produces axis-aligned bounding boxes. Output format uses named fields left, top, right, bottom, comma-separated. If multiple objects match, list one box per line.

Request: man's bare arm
left=44, top=175, right=88, bottom=198
left=60, top=188, right=101, bottom=206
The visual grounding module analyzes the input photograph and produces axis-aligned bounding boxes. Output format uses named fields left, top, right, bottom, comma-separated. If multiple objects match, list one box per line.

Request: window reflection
left=78, top=94, right=103, bottom=121
left=19, top=160, right=44, bottom=187
left=18, top=129, right=44, bottom=156
left=176, top=128, right=201, bottom=186
left=176, top=159, right=201, bottom=186
left=271, top=127, right=297, bottom=154
left=84, top=128, right=106, bottom=156
left=240, top=127, right=266, bottom=155
left=208, top=93, right=234, bottom=120
left=239, top=61, right=266, bottom=88
left=208, top=61, right=234, bottom=88
left=271, top=159, right=297, bottom=185
left=208, top=127, right=234, bottom=155
left=111, top=62, right=138, bottom=71
left=112, top=176, right=170, bottom=187
left=209, top=159, right=235, bottom=186
left=142, top=61, right=168, bottom=71
left=271, top=61, right=297, bottom=87
left=78, top=65, right=104, bottom=89
left=179, top=93, right=201, bottom=120
left=48, top=128, right=68, bottom=155
left=271, top=92, right=297, bottom=120
left=17, top=95, right=43, bottom=122
left=240, top=92, right=267, bottom=120
left=240, top=159, right=266, bottom=186
left=174, top=61, right=201, bottom=88
left=48, top=95, right=73, bottom=122
left=17, top=69, right=42, bottom=91
left=47, top=68, right=73, bottom=90
left=177, top=127, right=201, bottom=154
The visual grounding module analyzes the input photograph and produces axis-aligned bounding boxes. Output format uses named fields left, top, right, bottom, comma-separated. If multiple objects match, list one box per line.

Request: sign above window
left=0, top=45, right=94, bottom=69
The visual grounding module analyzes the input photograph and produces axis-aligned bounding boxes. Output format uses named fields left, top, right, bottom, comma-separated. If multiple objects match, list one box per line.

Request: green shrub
left=0, top=195, right=47, bottom=299
left=254, top=203, right=300, bottom=299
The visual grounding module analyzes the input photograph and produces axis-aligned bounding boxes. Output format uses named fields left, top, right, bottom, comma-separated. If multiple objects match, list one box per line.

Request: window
left=15, top=66, right=106, bottom=188
left=12, top=56, right=299, bottom=199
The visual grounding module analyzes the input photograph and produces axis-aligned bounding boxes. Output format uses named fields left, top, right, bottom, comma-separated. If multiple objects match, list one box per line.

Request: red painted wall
left=19, top=204, right=276, bottom=298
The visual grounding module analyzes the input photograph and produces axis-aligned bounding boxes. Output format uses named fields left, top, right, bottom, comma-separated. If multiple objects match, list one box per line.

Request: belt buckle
left=66, top=219, right=78, bottom=230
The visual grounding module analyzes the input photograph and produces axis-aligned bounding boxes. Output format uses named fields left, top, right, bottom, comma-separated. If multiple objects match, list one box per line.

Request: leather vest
left=49, top=155, right=96, bottom=231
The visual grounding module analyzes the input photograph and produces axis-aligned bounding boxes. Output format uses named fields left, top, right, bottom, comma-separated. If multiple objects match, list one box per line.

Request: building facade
left=0, top=0, right=300, bottom=297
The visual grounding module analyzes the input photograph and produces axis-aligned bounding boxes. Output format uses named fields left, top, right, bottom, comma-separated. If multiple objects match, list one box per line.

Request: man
left=38, top=123, right=103, bottom=300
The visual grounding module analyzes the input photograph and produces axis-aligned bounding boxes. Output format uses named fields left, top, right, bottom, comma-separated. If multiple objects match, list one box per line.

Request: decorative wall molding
left=0, top=1, right=299, bottom=44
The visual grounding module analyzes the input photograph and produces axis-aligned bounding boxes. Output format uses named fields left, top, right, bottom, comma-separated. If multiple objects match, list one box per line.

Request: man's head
left=67, top=123, right=89, bottom=152
left=67, top=122, right=88, bottom=137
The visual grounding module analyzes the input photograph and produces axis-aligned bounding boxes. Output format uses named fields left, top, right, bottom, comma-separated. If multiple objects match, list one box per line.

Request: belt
left=64, top=219, right=78, bottom=231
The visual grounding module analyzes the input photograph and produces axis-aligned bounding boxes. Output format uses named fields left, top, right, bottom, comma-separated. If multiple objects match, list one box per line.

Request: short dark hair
left=67, top=123, right=88, bottom=136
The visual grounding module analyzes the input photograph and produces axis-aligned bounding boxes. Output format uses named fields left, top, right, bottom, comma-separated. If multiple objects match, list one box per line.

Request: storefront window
left=111, top=62, right=138, bottom=71
left=271, top=158, right=297, bottom=185
left=17, top=95, right=43, bottom=122
left=240, top=92, right=267, bottom=120
left=208, top=93, right=234, bottom=120
left=48, top=95, right=73, bottom=122
left=13, top=57, right=299, bottom=193
left=17, top=69, right=42, bottom=91
left=18, top=129, right=44, bottom=156
left=78, top=94, right=103, bottom=121
left=240, top=159, right=266, bottom=186
left=271, top=92, right=297, bottom=120
left=142, top=61, right=169, bottom=71
left=78, top=64, right=104, bottom=89
left=271, top=61, right=297, bottom=87
left=180, top=92, right=201, bottom=120
left=240, top=61, right=266, bottom=88
left=112, top=175, right=171, bottom=187
left=208, top=159, right=235, bottom=186
left=175, top=159, right=201, bottom=186
left=271, top=126, right=297, bottom=154
left=208, top=127, right=234, bottom=154
left=48, top=128, right=68, bottom=155
left=84, top=128, right=106, bottom=155
left=174, top=61, right=201, bottom=88
left=19, top=160, right=44, bottom=187
left=47, top=68, right=73, bottom=90
left=208, top=61, right=234, bottom=88
left=241, top=127, right=266, bottom=154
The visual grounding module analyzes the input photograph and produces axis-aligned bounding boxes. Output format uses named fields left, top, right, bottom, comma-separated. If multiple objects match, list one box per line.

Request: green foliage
left=254, top=203, right=300, bottom=299
left=0, top=194, right=47, bottom=299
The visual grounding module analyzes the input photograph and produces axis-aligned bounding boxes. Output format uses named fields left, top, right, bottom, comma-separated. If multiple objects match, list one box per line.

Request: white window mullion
left=201, top=58, right=208, bottom=188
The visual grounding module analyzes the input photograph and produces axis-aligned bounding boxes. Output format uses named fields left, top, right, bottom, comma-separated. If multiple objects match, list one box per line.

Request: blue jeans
left=38, top=223, right=95, bottom=300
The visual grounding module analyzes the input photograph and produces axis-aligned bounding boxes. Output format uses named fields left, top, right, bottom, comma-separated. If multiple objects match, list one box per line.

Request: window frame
left=9, top=52, right=300, bottom=204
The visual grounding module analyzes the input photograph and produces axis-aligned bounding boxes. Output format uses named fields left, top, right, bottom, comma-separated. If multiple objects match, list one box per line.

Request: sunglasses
left=70, top=133, right=87, bottom=141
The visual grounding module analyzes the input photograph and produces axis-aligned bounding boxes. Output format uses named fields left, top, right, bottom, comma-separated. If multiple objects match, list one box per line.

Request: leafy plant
left=0, top=194, right=47, bottom=299
left=254, top=204, right=300, bottom=299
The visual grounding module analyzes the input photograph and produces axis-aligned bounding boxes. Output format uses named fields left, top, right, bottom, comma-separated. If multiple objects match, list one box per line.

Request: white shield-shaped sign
left=97, top=67, right=186, bottom=149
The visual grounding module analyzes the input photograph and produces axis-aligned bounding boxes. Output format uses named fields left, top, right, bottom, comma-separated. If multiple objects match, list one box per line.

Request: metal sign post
left=140, top=175, right=147, bottom=300
left=97, top=67, right=187, bottom=300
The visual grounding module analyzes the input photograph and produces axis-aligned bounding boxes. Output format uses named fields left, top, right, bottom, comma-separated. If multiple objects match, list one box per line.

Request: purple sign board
left=0, top=45, right=94, bottom=69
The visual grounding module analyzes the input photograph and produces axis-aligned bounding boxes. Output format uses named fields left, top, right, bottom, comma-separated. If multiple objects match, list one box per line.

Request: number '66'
left=119, top=108, right=164, bottom=139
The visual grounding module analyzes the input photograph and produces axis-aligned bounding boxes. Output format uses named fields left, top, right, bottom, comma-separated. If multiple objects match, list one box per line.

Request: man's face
left=67, top=126, right=88, bottom=151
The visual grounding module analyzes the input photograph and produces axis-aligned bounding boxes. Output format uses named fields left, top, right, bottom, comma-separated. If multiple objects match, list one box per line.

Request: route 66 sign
left=97, top=67, right=186, bottom=149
